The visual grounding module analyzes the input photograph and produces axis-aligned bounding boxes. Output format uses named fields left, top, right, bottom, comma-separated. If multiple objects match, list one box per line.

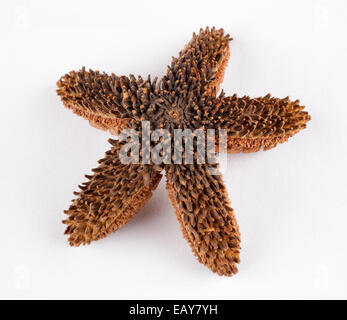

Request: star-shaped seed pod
left=56, top=27, right=310, bottom=276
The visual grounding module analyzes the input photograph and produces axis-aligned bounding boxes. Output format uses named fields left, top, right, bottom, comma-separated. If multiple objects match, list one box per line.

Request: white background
left=0, top=0, right=346, bottom=299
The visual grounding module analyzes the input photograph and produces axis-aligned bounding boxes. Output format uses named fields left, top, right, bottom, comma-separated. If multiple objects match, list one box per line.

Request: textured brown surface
left=166, top=164, right=240, bottom=276
left=164, top=26, right=232, bottom=96
left=209, top=94, right=311, bottom=153
left=57, top=67, right=158, bottom=133
left=64, top=103, right=133, bottom=135
left=207, top=46, right=230, bottom=95
left=57, top=27, right=310, bottom=276
left=63, top=140, right=162, bottom=246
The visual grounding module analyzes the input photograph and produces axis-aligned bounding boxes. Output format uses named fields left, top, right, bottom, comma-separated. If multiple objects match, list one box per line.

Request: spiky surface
left=63, top=140, right=162, bottom=246
left=163, top=27, right=231, bottom=97
left=166, top=164, right=240, bottom=276
left=57, top=67, right=158, bottom=134
left=57, top=27, right=310, bottom=276
left=207, top=94, right=311, bottom=153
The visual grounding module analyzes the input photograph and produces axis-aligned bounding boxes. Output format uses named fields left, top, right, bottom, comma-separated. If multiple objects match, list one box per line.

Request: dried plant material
left=57, top=27, right=310, bottom=276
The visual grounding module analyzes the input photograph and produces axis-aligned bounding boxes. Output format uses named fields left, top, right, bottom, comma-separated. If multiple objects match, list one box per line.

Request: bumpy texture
left=63, top=139, right=162, bottom=246
left=166, top=164, right=240, bottom=276
left=162, top=27, right=231, bottom=96
left=57, top=27, right=310, bottom=276
left=208, top=94, right=311, bottom=153
left=56, top=68, right=158, bottom=134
